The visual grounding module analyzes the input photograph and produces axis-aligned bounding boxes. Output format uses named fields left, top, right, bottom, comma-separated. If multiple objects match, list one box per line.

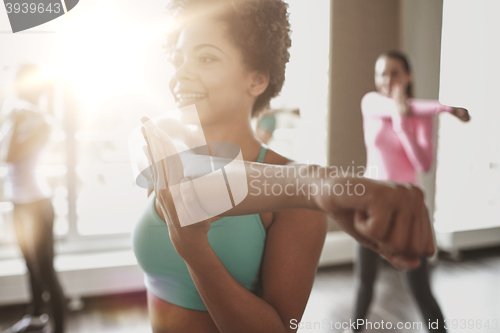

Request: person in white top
left=1, top=64, right=65, bottom=333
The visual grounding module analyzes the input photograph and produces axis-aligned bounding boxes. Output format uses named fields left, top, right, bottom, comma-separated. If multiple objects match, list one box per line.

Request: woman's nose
left=174, top=59, right=196, bottom=82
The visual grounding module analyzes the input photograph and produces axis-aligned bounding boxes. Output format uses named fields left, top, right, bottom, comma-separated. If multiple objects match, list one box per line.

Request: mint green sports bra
left=132, top=146, right=268, bottom=311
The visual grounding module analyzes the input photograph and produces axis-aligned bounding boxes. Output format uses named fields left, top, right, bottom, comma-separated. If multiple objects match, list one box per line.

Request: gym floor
left=1, top=246, right=499, bottom=333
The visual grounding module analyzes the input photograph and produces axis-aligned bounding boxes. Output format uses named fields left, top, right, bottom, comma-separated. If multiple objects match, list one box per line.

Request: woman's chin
left=176, top=96, right=209, bottom=109
left=186, top=103, right=213, bottom=125
left=177, top=101, right=228, bottom=128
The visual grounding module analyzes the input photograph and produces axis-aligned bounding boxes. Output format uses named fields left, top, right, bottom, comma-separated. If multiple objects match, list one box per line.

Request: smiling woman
left=165, top=0, right=290, bottom=121
left=131, top=1, right=437, bottom=333
left=135, top=3, right=304, bottom=332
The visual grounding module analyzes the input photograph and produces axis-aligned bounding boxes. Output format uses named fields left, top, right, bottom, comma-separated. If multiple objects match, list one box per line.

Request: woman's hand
left=313, top=177, right=433, bottom=269
left=141, top=117, right=212, bottom=260
left=391, top=83, right=411, bottom=116
left=451, top=107, right=471, bottom=122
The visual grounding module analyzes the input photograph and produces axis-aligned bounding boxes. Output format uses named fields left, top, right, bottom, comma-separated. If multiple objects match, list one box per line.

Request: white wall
left=436, top=0, right=500, bottom=232
left=400, top=0, right=444, bottom=221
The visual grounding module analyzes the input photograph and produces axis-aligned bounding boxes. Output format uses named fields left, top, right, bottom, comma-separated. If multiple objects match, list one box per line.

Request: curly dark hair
left=165, top=0, right=291, bottom=117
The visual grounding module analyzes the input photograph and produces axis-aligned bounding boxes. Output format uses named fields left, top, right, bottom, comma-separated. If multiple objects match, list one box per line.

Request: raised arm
left=410, top=98, right=454, bottom=116
left=361, top=91, right=454, bottom=118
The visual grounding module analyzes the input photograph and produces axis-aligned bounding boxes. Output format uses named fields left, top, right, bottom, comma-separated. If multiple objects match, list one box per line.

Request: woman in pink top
left=352, top=51, right=470, bottom=333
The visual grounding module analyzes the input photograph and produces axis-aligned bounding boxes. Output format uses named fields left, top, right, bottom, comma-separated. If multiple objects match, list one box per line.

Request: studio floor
left=1, top=246, right=499, bottom=333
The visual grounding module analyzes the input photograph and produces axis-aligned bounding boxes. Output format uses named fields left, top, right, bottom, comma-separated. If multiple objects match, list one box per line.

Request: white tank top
left=4, top=102, right=53, bottom=204
left=5, top=150, right=52, bottom=204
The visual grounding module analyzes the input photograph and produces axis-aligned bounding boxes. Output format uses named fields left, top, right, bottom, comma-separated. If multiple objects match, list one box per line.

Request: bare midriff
left=149, top=201, right=221, bottom=332
left=150, top=200, right=272, bottom=333
left=148, top=291, right=220, bottom=333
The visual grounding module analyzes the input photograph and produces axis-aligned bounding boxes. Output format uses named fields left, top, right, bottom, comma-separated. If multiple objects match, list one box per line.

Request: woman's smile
left=174, top=91, right=208, bottom=108
left=167, top=18, right=259, bottom=124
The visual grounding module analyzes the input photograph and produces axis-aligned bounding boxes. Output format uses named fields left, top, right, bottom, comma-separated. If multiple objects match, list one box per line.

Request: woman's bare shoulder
left=260, top=147, right=327, bottom=230
left=256, top=148, right=292, bottom=230
left=261, top=147, right=293, bottom=166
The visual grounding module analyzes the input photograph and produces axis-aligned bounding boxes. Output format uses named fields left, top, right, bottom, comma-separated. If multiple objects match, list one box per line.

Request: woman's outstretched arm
left=361, top=91, right=455, bottom=118
left=142, top=118, right=434, bottom=332
left=142, top=119, right=434, bottom=268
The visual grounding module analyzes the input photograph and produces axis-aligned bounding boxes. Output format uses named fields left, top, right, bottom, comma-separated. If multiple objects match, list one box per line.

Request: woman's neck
left=201, top=115, right=263, bottom=162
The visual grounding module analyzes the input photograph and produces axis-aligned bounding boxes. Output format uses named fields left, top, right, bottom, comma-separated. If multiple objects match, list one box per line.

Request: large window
left=0, top=0, right=173, bottom=256
left=0, top=0, right=330, bottom=257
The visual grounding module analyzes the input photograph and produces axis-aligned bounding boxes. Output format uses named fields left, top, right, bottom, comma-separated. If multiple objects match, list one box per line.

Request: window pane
left=76, top=163, right=148, bottom=236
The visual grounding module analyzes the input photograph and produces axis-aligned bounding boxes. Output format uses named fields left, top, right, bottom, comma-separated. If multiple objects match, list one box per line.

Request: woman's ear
left=248, top=72, right=269, bottom=97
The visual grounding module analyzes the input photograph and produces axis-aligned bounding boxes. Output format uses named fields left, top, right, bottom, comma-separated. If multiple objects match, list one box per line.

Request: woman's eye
left=199, top=56, right=215, bottom=63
